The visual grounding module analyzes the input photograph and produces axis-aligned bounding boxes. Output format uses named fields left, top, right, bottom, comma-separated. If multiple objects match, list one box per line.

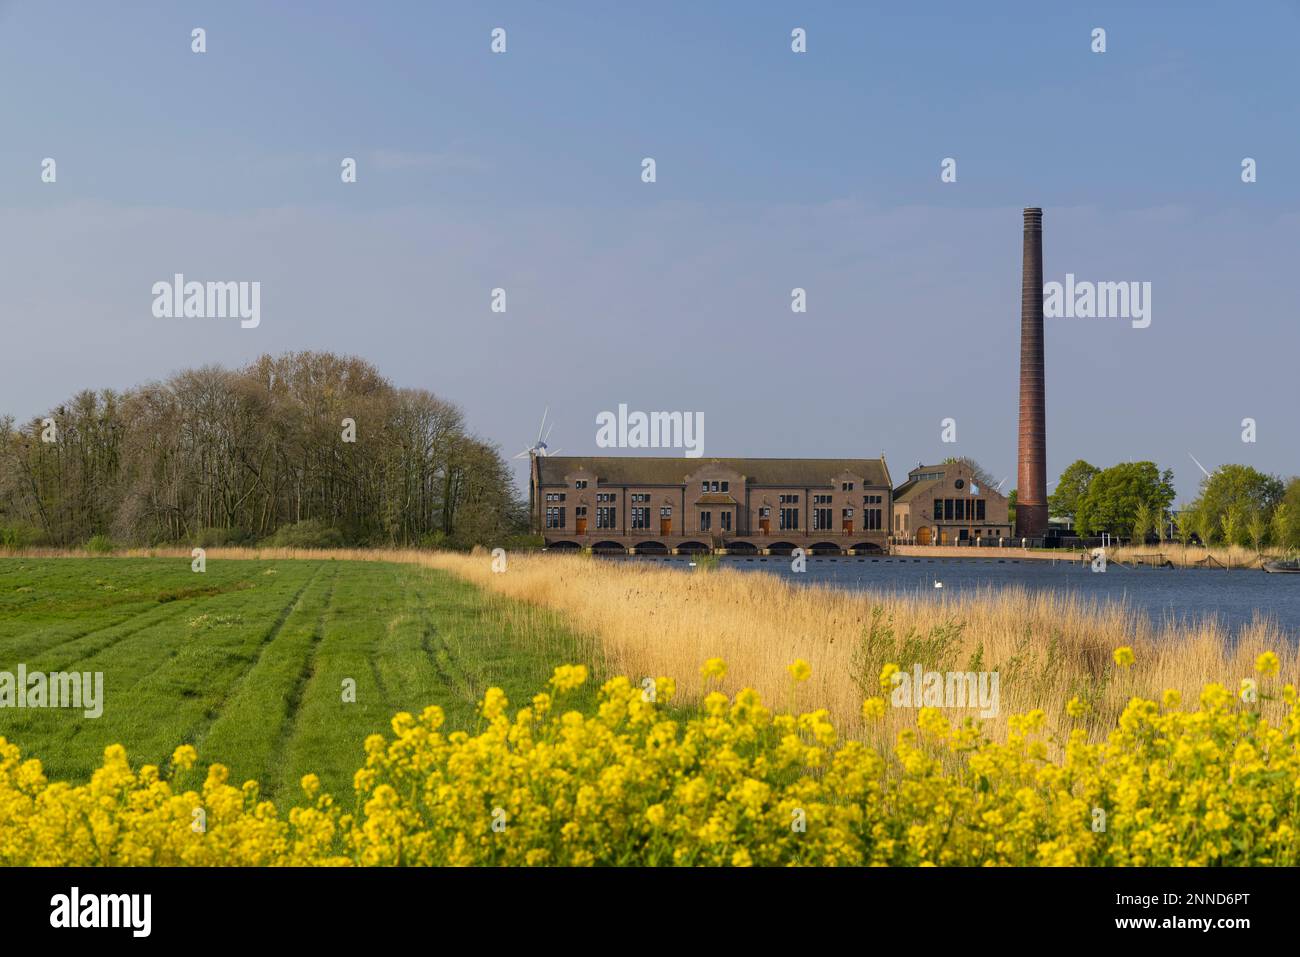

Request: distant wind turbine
left=514, top=407, right=562, bottom=459
left=1188, top=452, right=1212, bottom=479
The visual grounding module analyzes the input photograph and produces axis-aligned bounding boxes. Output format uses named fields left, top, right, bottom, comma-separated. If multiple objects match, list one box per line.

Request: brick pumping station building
left=529, top=208, right=1049, bottom=555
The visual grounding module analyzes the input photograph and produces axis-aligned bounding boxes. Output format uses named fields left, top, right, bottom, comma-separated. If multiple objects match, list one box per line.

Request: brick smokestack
left=1015, top=207, right=1048, bottom=539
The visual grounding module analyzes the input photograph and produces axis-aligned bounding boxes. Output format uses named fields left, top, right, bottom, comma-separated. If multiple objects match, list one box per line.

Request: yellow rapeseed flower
left=171, top=744, right=197, bottom=771
left=1255, top=651, right=1280, bottom=677
left=861, top=697, right=886, bottom=720
left=700, top=657, right=727, bottom=681
left=549, top=664, right=588, bottom=694
left=1113, top=646, right=1135, bottom=668
left=879, top=662, right=900, bottom=692
left=787, top=659, right=812, bottom=683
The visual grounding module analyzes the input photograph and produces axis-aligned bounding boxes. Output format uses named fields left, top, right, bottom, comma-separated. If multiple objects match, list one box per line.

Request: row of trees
left=1048, top=459, right=1300, bottom=550
left=0, top=352, right=526, bottom=549
left=1048, top=460, right=1176, bottom=540
left=1181, top=465, right=1299, bottom=550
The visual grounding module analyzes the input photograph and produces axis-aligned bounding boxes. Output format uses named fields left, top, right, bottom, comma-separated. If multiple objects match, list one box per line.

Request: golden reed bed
left=9, top=545, right=1294, bottom=749
left=1106, top=543, right=1283, bottom=569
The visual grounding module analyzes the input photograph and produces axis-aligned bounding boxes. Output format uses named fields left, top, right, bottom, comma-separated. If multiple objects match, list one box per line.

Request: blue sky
left=3, top=1, right=1298, bottom=499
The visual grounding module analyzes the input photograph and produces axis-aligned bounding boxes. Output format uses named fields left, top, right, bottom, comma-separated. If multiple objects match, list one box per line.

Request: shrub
left=0, top=523, right=43, bottom=549
left=192, top=526, right=255, bottom=548
left=416, top=531, right=449, bottom=550
left=496, top=533, right=545, bottom=551
left=84, top=534, right=116, bottom=554
left=3, top=654, right=1299, bottom=866
left=261, top=520, right=345, bottom=550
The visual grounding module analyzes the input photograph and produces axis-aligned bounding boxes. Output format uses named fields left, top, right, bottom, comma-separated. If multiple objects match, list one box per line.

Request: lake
left=610, top=555, right=1300, bottom=638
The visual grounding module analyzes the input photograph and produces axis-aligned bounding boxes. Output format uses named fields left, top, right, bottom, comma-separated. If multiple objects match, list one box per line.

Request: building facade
left=891, top=462, right=1012, bottom=545
left=531, top=456, right=893, bottom=554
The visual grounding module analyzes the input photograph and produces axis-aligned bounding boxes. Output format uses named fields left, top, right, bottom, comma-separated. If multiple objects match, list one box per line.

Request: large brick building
left=530, top=456, right=893, bottom=554
left=890, top=462, right=1012, bottom=545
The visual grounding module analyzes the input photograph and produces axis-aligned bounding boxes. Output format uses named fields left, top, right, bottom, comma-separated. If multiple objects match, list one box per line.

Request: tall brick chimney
left=1015, top=207, right=1048, bottom=539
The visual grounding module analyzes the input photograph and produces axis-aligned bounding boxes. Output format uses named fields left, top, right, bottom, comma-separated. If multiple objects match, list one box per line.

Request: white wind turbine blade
left=1188, top=453, right=1212, bottom=479
left=544, top=421, right=555, bottom=443
left=535, top=407, right=549, bottom=445
left=545, top=448, right=562, bottom=457
left=513, top=449, right=532, bottom=459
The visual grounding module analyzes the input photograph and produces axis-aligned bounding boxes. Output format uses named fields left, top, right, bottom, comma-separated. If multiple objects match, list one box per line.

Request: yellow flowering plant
left=3, top=657, right=1299, bottom=867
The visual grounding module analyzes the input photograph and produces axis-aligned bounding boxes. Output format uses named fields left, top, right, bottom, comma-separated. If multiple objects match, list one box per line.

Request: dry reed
left=7, top=545, right=1294, bottom=750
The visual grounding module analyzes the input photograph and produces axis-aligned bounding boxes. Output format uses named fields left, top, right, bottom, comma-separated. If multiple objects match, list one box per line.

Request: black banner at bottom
left=0, top=866, right=1281, bottom=942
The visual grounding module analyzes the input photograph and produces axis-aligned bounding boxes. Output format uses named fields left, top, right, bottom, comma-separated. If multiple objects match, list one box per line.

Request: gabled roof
left=535, top=456, right=890, bottom=488
left=696, top=493, right=738, bottom=505
left=892, top=477, right=941, bottom=504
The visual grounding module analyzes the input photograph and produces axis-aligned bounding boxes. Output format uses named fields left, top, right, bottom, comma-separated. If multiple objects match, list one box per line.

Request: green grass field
left=0, top=557, right=597, bottom=800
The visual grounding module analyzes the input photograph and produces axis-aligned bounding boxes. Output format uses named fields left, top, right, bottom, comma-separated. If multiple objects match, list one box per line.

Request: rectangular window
left=955, top=499, right=965, bottom=521
left=575, top=506, right=587, bottom=518
left=631, top=507, right=650, bottom=530
left=597, top=507, right=617, bottom=529
left=575, top=480, right=587, bottom=489
left=944, top=499, right=954, bottom=521
left=934, top=499, right=943, bottom=520
left=720, top=511, right=732, bottom=531
left=865, top=508, right=881, bottom=530
left=780, top=507, right=799, bottom=531
left=700, top=511, right=712, bottom=531
left=976, top=499, right=986, bottom=521
left=660, top=506, right=672, bottom=517
left=721, top=481, right=729, bottom=492
left=814, top=507, right=833, bottom=531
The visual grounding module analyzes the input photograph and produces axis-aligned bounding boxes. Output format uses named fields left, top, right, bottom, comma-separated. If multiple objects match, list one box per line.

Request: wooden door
left=660, top=517, right=671, bottom=535
left=759, top=518, right=770, bottom=535
left=842, top=519, right=854, bottom=534
left=576, top=518, right=587, bottom=535
left=916, top=526, right=931, bottom=545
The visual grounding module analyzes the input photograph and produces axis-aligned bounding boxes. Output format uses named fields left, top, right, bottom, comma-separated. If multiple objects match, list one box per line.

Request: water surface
left=612, top=555, right=1300, bottom=639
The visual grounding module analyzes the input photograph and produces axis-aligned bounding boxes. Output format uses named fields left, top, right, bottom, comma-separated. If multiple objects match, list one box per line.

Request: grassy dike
left=0, top=557, right=600, bottom=799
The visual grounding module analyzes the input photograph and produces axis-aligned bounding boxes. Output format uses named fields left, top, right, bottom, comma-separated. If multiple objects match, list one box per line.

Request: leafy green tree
left=1220, top=506, right=1242, bottom=552
left=1049, top=460, right=1099, bottom=524
left=1273, top=501, right=1295, bottom=552
left=1247, top=509, right=1269, bottom=554
left=1188, top=465, right=1284, bottom=547
left=1176, top=509, right=1194, bottom=547
left=1075, top=462, right=1176, bottom=538
left=1194, top=506, right=1217, bottom=547
left=1133, top=500, right=1153, bottom=546
left=1274, top=480, right=1300, bottom=550
left=1007, top=489, right=1017, bottom=529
